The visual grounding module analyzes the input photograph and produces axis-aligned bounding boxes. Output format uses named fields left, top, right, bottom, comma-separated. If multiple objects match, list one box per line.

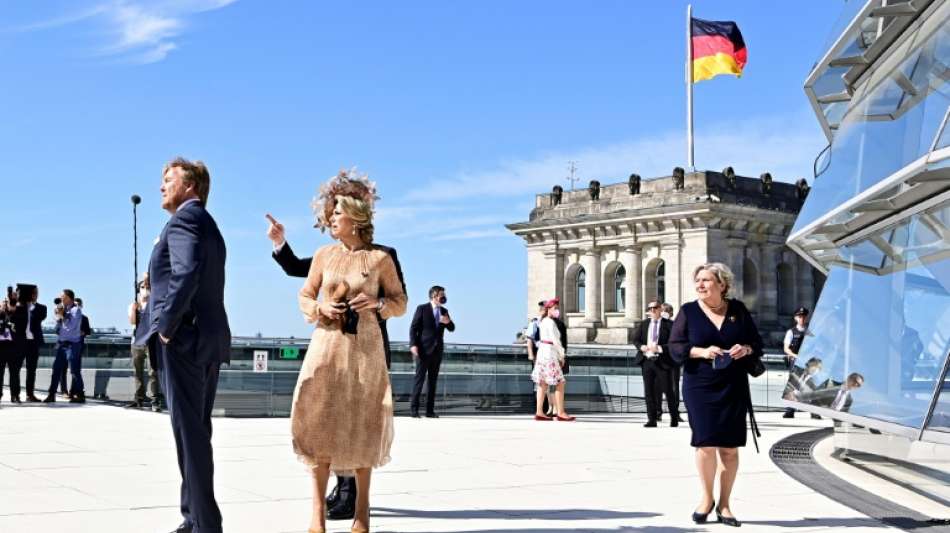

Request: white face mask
left=549, top=309, right=560, bottom=319
left=661, top=311, right=671, bottom=320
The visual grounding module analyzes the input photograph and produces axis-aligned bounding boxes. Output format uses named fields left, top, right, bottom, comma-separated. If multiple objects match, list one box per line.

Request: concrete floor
left=0, top=399, right=894, bottom=532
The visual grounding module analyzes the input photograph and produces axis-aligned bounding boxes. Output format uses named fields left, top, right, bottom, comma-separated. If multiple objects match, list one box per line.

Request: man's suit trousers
left=411, top=353, right=442, bottom=415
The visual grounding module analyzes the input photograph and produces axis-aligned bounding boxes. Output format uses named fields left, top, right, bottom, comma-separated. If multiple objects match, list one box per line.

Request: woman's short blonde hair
left=693, top=262, right=734, bottom=298
left=335, top=195, right=374, bottom=246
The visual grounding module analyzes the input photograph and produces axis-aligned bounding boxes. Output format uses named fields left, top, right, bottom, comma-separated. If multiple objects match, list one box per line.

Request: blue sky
left=1, top=1, right=846, bottom=343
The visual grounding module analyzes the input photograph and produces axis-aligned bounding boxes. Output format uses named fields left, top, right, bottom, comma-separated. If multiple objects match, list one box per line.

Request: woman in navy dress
left=669, top=262, right=763, bottom=527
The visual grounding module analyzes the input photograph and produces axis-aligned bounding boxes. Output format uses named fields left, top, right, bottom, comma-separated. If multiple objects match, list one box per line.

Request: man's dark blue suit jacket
left=146, top=199, right=231, bottom=364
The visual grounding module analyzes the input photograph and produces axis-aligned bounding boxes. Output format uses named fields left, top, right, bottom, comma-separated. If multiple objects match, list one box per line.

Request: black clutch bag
left=342, top=305, right=360, bottom=335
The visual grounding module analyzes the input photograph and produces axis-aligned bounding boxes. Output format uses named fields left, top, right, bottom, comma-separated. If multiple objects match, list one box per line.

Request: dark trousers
left=24, top=340, right=40, bottom=397
left=669, top=366, right=682, bottom=415
left=0, top=341, right=20, bottom=398
left=411, top=353, right=442, bottom=415
left=69, top=340, right=85, bottom=395
left=643, top=359, right=677, bottom=422
left=157, top=339, right=222, bottom=533
left=49, top=341, right=81, bottom=395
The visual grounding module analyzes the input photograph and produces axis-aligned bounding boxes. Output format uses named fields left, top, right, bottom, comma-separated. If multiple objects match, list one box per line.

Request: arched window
left=614, top=265, right=626, bottom=312
left=577, top=268, right=586, bottom=312
left=644, top=258, right=666, bottom=306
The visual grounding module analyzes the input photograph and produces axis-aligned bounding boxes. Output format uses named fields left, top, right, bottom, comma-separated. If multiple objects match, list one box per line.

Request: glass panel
left=927, top=372, right=950, bottom=432
left=789, top=254, right=950, bottom=429
left=793, top=24, right=950, bottom=236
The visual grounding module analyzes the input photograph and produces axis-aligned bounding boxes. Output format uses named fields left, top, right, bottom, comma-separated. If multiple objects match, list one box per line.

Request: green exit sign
left=280, top=346, right=301, bottom=360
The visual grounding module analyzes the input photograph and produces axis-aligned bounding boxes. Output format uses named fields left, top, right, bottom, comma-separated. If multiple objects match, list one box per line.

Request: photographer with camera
left=43, top=289, right=85, bottom=404
left=0, top=287, right=19, bottom=404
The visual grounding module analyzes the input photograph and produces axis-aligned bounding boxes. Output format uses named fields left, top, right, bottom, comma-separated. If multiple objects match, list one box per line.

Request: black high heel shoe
left=716, top=506, right=741, bottom=527
left=691, top=500, right=715, bottom=524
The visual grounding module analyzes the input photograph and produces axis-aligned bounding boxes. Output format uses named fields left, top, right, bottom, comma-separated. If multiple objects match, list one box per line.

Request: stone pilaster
left=726, top=238, right=745, bottom=300
left=759, top=245, right=779, bottom=323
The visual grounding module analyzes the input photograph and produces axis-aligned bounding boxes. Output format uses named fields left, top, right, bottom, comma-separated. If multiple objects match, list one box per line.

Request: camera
left=54, top=297, right=62, bottom=305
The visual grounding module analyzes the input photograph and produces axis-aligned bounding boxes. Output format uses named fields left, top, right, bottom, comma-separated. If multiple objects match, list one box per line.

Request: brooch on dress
left=729, top=315, right=737, bottom=322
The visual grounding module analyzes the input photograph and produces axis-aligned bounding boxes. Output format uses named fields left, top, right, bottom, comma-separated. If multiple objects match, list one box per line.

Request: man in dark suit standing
left=409, top=285, right=455, bottom=418
left=13, top=285, right=45, bottom=402
left=147, top=157, right=231, bottom=533
left=634, top=301, right=678, bottom=428
left=264, top=213, right=406, bottom=521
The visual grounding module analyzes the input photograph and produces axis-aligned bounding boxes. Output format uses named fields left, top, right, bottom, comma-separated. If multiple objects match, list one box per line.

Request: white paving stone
left=0, top=402, right=894, bottom=532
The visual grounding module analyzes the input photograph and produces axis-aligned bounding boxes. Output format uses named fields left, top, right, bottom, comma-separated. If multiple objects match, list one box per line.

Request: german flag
left=691, top=18, right=747, bottom=83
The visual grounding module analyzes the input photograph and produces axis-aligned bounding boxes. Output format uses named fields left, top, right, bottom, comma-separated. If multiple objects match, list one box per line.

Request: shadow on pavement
left=743, top=516, right=894, bottom=528
left=374, top=507, right=661, bottom=522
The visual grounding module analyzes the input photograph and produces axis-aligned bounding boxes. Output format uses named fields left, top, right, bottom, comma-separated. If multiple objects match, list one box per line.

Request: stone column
left=661, top=240, right=682, bottom=308
left=582, top=250, right=602, bottom=325
left=620, top=246, right=642, bottom=324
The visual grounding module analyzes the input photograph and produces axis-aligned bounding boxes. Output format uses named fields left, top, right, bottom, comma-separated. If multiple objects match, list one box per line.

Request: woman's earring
left=352, top=227, right=357, bottom=236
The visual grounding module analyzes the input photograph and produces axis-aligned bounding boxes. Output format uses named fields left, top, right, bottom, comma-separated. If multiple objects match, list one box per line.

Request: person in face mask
left=530, top=299, right=574, bottom=421
left=409, top=285, right=455, bottom=418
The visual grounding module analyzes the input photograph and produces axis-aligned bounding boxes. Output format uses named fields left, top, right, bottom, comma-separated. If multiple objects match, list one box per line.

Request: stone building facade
left=506, top=169, right=825, bottom=346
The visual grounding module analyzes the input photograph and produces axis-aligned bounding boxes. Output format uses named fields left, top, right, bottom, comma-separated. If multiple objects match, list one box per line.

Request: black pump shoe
left=716, top=506, right=741, bottom=527
left=692, top=500, right=714, bottom=524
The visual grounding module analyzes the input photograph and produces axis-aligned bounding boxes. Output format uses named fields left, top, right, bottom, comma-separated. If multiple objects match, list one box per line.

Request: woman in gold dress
left=292, top=170, right=407, bottom=533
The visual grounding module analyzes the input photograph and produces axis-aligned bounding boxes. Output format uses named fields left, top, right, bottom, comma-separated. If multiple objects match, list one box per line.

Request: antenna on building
left=566, top=160, right=580, bottom=191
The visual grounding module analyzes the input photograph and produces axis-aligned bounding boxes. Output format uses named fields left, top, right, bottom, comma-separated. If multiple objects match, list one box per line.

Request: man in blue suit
left=147, top=157, right=231, bottom=533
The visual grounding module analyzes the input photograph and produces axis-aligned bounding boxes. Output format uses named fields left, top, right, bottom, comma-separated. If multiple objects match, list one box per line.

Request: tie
left=651, top=320, right=659, bottom=344
left=434, top=306, right=441, bottom=324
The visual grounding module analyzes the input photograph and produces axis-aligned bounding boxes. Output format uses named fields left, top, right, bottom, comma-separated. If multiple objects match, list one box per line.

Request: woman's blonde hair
left=335, top=195, right=374, bottom=246
left=693, top=262, right=734, bottom=298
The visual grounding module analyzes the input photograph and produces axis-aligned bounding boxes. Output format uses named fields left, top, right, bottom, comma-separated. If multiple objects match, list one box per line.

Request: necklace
left=700, top=298, right=727, bottom=313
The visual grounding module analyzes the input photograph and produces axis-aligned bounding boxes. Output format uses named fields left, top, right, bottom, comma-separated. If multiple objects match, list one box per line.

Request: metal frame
left=804, top=0, right=939, bottom=140
left=782, top=399, right=922, bottom=440
left=919, top=348, right=950, bottom=439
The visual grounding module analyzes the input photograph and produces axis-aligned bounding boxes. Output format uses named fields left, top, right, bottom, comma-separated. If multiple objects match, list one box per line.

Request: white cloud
left=387, top=110, right=827, bottom=243
left=15, top=0, right=236, bottom=64
left=403, top=111, right=826, bottom=202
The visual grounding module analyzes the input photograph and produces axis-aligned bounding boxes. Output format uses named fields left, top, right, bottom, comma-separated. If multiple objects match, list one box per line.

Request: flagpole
left=686, top=4, right=695, bottom=171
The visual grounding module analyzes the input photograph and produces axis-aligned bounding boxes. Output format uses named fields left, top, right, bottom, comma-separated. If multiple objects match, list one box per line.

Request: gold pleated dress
left=291, top=243, right=407, bottom=473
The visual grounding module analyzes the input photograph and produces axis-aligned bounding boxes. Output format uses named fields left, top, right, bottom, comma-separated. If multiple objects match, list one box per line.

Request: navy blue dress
left=669, top=299, right=763, bottom=448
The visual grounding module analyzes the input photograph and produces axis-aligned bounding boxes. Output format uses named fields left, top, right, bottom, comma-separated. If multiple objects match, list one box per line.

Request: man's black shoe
left=42, top=394, right=55, bottom=403
left=783, top=411, right=795, bottom=419
left=327, top=493, right=356, bottom=520
left=643, top=421, right=658, bottom=428
left=410, top=412, right=421, bottom=418
left=670, top=419, right=679, bottom=428
left=26, top=395, right=40, bottom=403
left=425, top=413, right=439, bottom=419
left=11, top=396, right=22, bottom=404
left=126, top=400, right=144, bottom=409
left=169, top=522, right=193, bottom=533
left=69, top=394, right=85, bottom=404
left=811, top=414, right=822, bottom=420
